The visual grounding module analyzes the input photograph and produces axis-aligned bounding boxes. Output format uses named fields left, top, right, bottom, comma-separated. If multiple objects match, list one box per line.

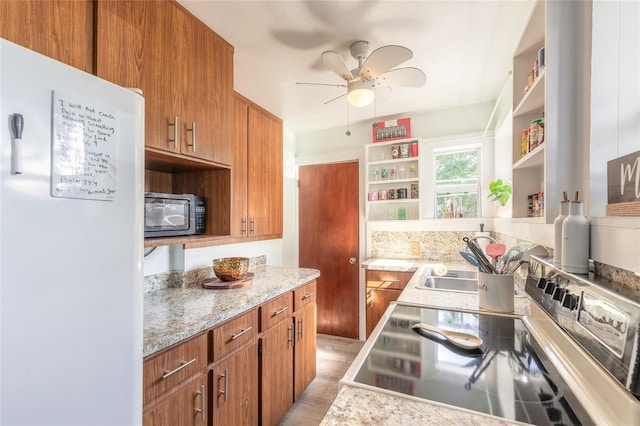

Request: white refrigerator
left=0, top=39, right=143, bottom=425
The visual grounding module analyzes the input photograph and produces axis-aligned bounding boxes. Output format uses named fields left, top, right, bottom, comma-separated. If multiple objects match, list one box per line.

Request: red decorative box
left=372, top=117, right=411, bottom=143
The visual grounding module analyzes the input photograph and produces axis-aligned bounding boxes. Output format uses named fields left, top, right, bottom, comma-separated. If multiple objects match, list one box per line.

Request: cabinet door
left=188, top=22, right=233, bottom=165
left=210, top=342, right=258, bottom=426
left=366, top=288, right=401, bottom=338
left=0, top=0, right=94, bottom=73
left=294, top=302, right=317, bottom=400
left=95, top=0, right=184, bottom=154
left=231, top=95, right=249, bottom=237
left=247, top=105, right=283, bottom=237
left=259, top=320, right=294, bottom=426
left=144, top=374, right=206, bottom=426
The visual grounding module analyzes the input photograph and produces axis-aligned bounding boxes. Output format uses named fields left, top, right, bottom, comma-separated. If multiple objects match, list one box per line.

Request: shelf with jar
left=510, top=0, right=581, bottom=223
left=365, top=138, right=422, bottom=222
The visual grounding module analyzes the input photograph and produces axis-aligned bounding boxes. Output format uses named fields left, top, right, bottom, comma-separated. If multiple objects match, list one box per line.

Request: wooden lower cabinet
left=210, top=342, right=258, bottom=426
left=259, top=318, right=294, bottom=426
left=365, top=270, right=415, bottom=338
left=143, top=282, right=316, bottom=426
left=143, top=373, right=207, bottom=426
left=293, top=302, right=317, bottom=400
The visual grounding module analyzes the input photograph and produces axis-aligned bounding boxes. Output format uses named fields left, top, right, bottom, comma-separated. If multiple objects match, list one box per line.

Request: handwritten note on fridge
left=51, top=91, right=118, bottom=201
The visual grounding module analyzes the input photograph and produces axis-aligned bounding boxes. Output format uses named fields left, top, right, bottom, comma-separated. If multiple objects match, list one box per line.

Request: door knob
left=349, top=257, right=357, bottom=265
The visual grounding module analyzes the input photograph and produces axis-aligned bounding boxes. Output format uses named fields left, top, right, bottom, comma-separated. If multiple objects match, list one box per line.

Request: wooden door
left=293, top=302, right=317, bottom=400
left=247, top=105, right=283, bottom=237
left=143, top=374, right=206, bottom=426
left=210, top=342, right=258, bottom=426
left=299, top=162, right=359, bottom=338
left=0, top=0, right=94, bottom=73
left=259, top=320, right=293, bottom=426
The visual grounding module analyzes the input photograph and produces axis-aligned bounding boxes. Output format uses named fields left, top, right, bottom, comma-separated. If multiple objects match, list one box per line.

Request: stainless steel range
left=344, top=256, right=640, bottom=425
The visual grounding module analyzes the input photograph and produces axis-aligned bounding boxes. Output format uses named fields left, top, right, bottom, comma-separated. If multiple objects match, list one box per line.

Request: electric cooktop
left=353, top=304, right=581, bottom=425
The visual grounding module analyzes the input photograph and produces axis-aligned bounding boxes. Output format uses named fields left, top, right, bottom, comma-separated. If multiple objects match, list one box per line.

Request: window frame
left=420, top=133, right=494, bottom=219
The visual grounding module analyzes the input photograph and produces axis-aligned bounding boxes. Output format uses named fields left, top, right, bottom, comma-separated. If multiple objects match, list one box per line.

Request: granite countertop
left=143, top=265, right=319, bottom=357
left=321, top=258, right=531, bottom=425
left=321, top=386, right=519, bottom=426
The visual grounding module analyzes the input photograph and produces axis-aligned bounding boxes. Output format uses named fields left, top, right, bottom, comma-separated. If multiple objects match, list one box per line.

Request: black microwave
left=144, top=192, right=205, bottom=238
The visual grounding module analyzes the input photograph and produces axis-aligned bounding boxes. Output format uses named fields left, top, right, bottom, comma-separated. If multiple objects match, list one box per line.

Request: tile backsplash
left=144, top=255, right=267, bottom=293
left=370, top=230, right=639, bottom=301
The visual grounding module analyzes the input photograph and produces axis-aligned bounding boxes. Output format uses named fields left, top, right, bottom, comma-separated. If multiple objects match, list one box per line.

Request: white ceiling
left=177, top=0, right=535, bottom=134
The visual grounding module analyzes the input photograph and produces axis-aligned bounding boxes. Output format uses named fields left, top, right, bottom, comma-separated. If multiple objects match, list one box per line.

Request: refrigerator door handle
left=10, top=113, right=23, bottom=174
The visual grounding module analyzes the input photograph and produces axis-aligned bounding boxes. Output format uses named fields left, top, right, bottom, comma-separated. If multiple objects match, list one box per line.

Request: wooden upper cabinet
left=231, top=94, right=283, bottom=240
left=247, top=105, right=283, bottom=237
left=95, top=0, right=233, bottom=166
left=231, top=95, right=250, bottom=237
left=0, top=0, right=94, bottom=73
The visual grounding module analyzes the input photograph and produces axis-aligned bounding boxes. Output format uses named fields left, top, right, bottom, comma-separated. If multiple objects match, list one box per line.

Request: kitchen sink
left=438, top=269, right=478, bottom=279
left=416, top=276, right=479, bottom=293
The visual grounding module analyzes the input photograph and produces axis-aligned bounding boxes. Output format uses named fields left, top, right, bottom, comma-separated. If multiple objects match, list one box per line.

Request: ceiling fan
left=298, top=40, right=427, bottom=107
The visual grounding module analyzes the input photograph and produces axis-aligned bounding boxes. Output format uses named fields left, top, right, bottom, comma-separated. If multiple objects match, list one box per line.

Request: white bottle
left=561, top=201, right=589, bottom=274
left=553, top=198, right=570, bottom=267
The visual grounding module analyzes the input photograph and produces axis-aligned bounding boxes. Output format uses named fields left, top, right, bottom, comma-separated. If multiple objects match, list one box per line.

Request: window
left=434, top=147, right=481, bottom=218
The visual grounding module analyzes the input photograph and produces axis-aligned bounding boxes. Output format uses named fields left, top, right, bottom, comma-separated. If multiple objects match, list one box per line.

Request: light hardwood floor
left=279, top=333, right=364, bottom=426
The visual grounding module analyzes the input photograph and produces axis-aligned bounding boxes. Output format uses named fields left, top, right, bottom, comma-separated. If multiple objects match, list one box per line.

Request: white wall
left=588, top=0, right=640, bottom=273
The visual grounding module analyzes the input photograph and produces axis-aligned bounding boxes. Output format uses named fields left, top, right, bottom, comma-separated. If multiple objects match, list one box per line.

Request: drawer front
left=143, top=333, right=208, bottom=404
left=211, top=309, right=258, bottom=362
left=259, top=292, right=293, bottom=332
left=365, top=270, right=415, bottom=290
left=293, top=280, right=317, bottom=312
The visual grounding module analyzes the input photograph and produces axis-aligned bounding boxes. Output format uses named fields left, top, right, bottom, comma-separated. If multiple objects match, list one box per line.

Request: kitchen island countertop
left=321, top=385, right=520, bottom=426
left=322, top=259, right=530, bottom=425
left=143, top=265, right=319, bottom=357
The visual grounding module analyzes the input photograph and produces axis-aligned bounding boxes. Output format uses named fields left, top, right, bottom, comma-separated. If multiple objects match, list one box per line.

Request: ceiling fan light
left=347, top=88, right=374, bottom=107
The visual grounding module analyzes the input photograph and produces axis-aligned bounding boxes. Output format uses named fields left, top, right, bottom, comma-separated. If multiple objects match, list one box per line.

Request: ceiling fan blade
left=296, top=82, right=346, bottom=88
left=321, top=51, right=354, bottom=81
left=376, top=67, right=427, bottom=88
left=359, top=45, right=413, bottom=80
left=324, top=92, right=347, bottom=105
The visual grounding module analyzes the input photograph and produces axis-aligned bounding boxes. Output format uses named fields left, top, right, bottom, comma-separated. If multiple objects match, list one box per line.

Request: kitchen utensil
left=463, top=237, right=496, bottom=274
left=498, top=246, right=524, bottom=274
left=485, top=243, right=506, bottom=266
left=213, top=257, right=249, bottom=281
left=411, top=323, right=483, bottom=350
left=459, top=251, right=479, bottom=267
left=504, top=260, right=528, bottom=275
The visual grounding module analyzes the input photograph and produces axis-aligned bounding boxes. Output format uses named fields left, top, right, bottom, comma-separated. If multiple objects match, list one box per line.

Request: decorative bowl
left=212, top=257, right=249, bottom=281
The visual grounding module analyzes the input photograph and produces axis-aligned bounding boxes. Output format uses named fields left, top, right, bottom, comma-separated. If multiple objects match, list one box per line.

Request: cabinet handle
left=302, top=292, right=315, bottom=300
left=273, top=306, right=289, bottom=317
left=250, top=217, right=255, bottom=235
left=161, top=358, right=197, bottom=379
left=289, top=322, right=295, bottom=347
left=187, top=121, right=196, bottom=152
left=195, top=384, right=205, bottom=421
left=169, top=115, right=178, bottom=149
left=241, top=217, right=247, bottom=236
left=218, top=368, right=228, bottom=402
left=297, top=317, right=304, bottom=339
left=230, top=326, right=253, bottom=340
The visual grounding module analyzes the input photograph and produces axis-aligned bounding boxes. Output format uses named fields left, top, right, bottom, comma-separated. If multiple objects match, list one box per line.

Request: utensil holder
left=478, top=272, right=514, bottom=313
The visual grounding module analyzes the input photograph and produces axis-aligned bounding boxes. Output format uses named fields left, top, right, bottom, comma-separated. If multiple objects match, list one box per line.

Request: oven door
left=343, top=303, right=584, bottom=425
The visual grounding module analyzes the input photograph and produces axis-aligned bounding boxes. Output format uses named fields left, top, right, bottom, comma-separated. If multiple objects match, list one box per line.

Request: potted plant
left=488, top=179, right=512, bottom=217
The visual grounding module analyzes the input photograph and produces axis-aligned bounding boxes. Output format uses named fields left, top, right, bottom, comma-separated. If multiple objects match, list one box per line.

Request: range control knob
left=562, top=293, right=578, bottom=311
left=544, top=281, right=556, bottom=295
left=552, top=287, right=566, bottom=301
left=537, top=277, right=547, bottom=289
